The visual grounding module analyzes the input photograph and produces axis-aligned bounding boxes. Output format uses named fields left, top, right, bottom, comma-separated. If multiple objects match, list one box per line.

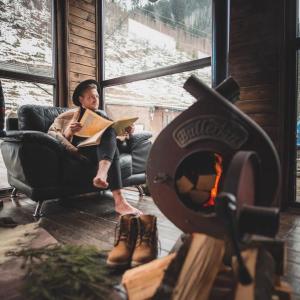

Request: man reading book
left=48, top=79, right=142, bottom=216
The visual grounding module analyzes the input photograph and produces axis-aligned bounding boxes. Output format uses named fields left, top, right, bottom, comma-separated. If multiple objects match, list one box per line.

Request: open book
left=74, top=109, right=138, bottom=148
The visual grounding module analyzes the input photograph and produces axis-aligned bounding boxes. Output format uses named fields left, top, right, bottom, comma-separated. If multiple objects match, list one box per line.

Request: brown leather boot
left=106, top=214, right=137, bottom=267
left=131, top=215, right=158, bottom=267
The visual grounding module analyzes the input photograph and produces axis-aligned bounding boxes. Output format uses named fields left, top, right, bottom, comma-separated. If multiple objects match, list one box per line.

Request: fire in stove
left=175, top=152, right=223, bottom=211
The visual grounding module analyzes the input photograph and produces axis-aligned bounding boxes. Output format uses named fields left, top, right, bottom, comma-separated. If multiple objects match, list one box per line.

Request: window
left=105, top=67, right=211, bottom=138
left=0, top=0, right=56, bottom=189
left=104, top=0, right=211, bottom=79
left=101, top=0, right=212, bottom=136
left=296, top=0, right=300, bottom=203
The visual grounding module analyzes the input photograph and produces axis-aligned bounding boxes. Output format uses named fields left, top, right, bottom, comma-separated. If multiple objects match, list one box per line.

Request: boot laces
left=114, top=222, right=131, bottom=247
left=137, top=222, right=155, bottom=245
left=137, top=223, right=161, bottom=255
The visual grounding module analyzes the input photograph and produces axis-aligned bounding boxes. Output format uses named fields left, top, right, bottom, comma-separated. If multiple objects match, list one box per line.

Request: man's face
left=79, top=88, right=100, bottom=110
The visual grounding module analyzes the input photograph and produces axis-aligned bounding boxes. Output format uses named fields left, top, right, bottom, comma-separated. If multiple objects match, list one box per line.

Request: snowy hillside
left=104, top=1, right=211, bottom=110
left=0, top=0, right=211, bottom=115
left=0, top=0, right=54, bottom=114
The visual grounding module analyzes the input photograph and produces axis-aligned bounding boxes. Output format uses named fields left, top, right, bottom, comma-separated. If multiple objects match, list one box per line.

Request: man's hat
left=72, top=79, right=101, bottom=106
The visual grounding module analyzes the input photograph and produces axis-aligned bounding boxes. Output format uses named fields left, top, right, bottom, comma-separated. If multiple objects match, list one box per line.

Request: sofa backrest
left=17, top=104, right=109, bottom=133
left=18, top=105, right=68, bottom=132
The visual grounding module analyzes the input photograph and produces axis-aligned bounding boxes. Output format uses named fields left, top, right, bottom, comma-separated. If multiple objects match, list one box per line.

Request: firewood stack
left=120, top=76, right=292, bottom=300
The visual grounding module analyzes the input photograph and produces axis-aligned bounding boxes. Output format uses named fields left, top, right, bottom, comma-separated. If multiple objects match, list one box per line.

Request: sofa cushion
left=119, top=153, right=132, bottom=179
left=62, top=154, right=96, bottom=186
left=18, top=105, right=68, bottom=132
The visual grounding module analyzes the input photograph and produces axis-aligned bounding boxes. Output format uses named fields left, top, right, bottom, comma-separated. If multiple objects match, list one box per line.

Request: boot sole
left=131, top=261, right=142, bottom=267
left=106, top=259, right=130, bottom=268
left=131, top=259, right=154, bottom=267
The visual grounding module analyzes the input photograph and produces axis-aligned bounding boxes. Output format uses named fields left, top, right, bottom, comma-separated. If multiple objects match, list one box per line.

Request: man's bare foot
left=93, top=176, right=109, bottom=189
left=115, top=200, right=143, bottom=216
left=93, top=159, right=111, bottom=188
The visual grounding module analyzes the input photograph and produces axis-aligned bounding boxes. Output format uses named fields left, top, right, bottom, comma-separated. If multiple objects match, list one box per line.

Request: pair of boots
left=107, top=214, right=158, bottom=268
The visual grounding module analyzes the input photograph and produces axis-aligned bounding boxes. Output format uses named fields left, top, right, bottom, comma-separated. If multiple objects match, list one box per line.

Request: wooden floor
left=0, top=189, right=182, bottom=257
left=0, top=189, right=300, bottom=299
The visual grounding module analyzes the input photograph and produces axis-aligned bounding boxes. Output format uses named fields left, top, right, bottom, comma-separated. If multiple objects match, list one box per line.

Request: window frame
left=276, top=0, right=299, bottom=208
left=0, top=0, right=66, bottom=193
left=292, top=0, right=300, bottom=208
left=96, top=0, right=229, bottom=109
left=0, top=0, right=64, bottom=106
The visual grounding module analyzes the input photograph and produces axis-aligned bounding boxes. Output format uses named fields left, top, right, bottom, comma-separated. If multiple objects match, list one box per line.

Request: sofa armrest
left=6, top=117, right=19, bottom=131
left=127, top=131, right=152, bottom=150
left=1, top=131, right=65, bottom=187
left=4, top=130, right=65, bottom=155
left=127, top=131, right=152, bottom=174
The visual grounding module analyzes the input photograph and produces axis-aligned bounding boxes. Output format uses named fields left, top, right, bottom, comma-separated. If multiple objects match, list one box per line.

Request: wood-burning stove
left=121, top=77, right=290, bottom=299
left=147, top=75, right=281, bottom=240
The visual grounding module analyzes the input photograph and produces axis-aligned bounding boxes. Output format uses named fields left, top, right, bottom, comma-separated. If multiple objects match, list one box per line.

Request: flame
left=203, top=154, right=223, bottom=207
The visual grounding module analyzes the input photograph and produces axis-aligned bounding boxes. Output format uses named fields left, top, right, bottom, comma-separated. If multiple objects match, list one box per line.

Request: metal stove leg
left=10, top=188, right=21, bottom=206
left=136, top=185, right=144, bottom=197
left=33, top=201, right=44, bottom=218
left=11, top=188, right=17, bottom=198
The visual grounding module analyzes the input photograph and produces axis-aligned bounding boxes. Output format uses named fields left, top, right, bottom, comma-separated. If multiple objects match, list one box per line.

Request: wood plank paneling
left=229, top=0, right=282, bottom=121
left=70, top=62, right=96, bottom=76
left=69, top=14, right=95, bottom=32
left=247, top=113, right=278, bottom=127
left=236, top=100, right=276, bottom=114
left=67, top=0, right=97, bottom=103
left=69, top=24, right=96, bottom=41
left=239, top=85, right=276, bottom=101
left=69, top=33, right=96, bottom=50
left=70, top=53, right=96, bottom=67
left=70, top=72, right=94, bottom=83
left=69, top=43, right=96, bottom=59
left=70, top=80, right=81, bottom=91
left=69, top=6, right=95, bottom=23
left=69, top=0, right=95, bottom=14
left=229, top=0, right=285, bottom=206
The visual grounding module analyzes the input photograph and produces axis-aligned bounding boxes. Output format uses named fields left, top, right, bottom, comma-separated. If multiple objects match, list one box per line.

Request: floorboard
left=0, top=190, right=300, bottom=299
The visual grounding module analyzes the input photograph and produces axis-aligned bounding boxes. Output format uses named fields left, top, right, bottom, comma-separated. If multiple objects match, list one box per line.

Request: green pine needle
left=7, top=244, right=118, bottom=300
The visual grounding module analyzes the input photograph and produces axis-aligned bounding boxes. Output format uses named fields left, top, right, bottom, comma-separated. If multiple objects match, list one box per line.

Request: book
left=74, top=109, right=138, bottom=148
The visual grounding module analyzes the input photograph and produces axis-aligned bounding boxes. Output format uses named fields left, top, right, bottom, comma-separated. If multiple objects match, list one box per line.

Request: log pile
left=122, top=233, right=292, bottom=300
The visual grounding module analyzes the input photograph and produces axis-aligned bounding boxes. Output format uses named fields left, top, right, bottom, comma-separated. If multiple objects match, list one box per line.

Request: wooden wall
left=229, top=0, right=293, bottom=207
left=67, top=0, right=97, bottom=106
left=229, top=0, right=283, bottom=148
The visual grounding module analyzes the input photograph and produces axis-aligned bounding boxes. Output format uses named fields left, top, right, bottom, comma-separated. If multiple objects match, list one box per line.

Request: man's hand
left=125, top=125, right=135, bottom=135
left=69, top=122, right=82, bottom=133
left=64, top=122, right=82, bottom=140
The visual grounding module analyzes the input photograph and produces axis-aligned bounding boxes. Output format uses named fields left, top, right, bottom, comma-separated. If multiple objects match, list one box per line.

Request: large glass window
left=297, top=54, right=300, bottom=203
left=0, top=0, right=56, bottom=190
left=0, top=0, right=54, bottom=77
left=296, top=0, right=299, bottom=202
left=1, top=79, right=54, bottom=113
left=296, top=0, right=300, bottom=203
left=102, top=0, right=212, bottom=137
left=104, top=0, right=211, bottom=79
left=105, top=67, right=211, bottom=137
